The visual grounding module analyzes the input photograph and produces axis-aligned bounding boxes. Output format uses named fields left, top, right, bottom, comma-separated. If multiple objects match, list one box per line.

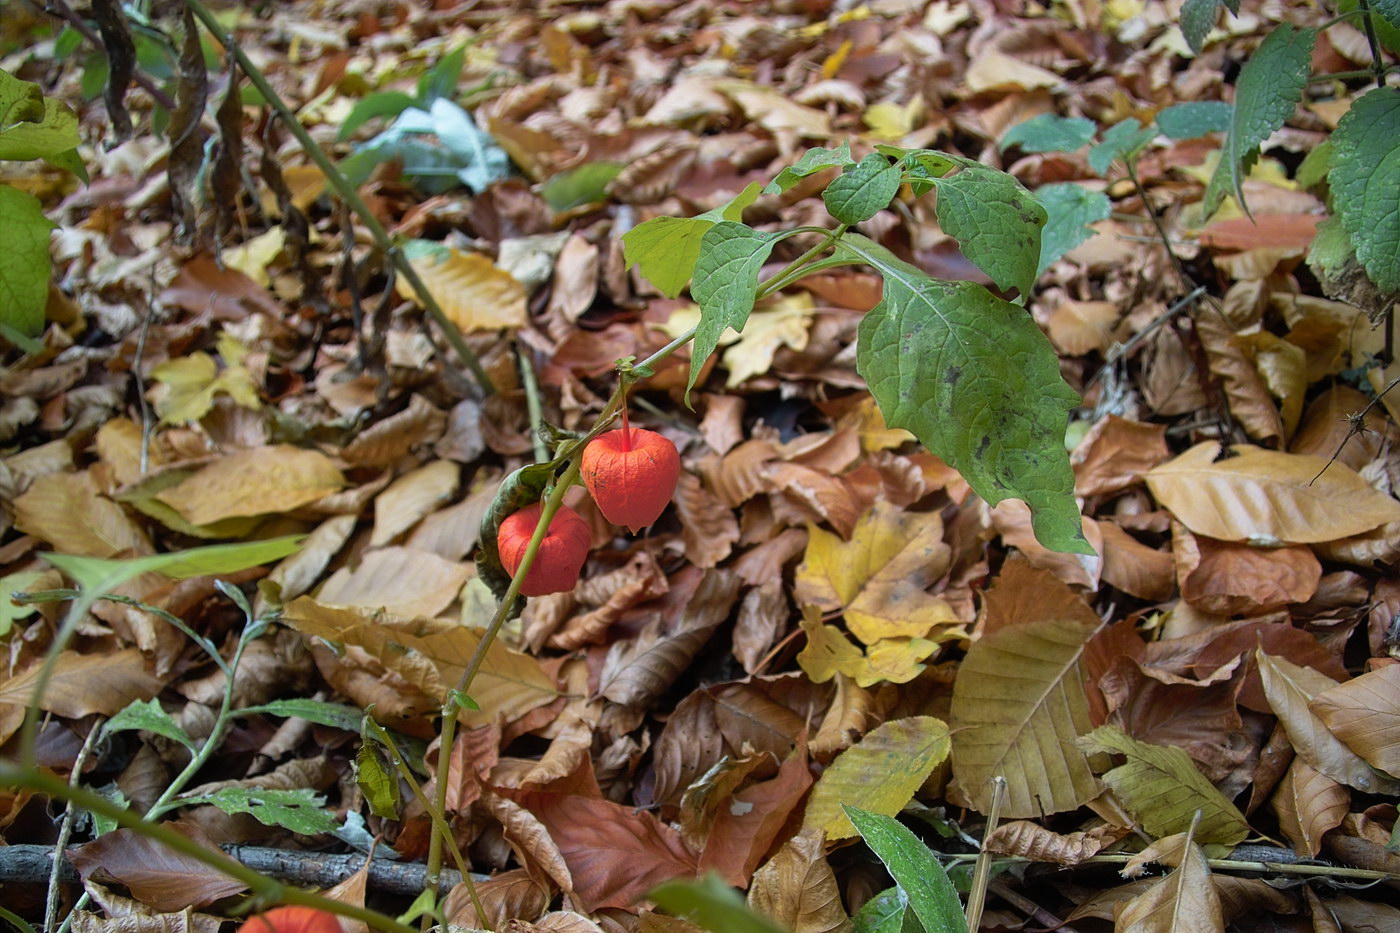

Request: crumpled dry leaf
left=672, top=471, right=740, bottom=568
left=14, top=469, right=152, bottom=557
left=746, top=829, right=849, bottom=933
left=1173, top=523, right=1320, bottom=615
left=984, top=820, right=1128, bottom=865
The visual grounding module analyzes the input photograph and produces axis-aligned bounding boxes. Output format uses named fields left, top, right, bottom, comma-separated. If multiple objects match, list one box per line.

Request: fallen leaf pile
left=2, top=0, right=1400, bottom=931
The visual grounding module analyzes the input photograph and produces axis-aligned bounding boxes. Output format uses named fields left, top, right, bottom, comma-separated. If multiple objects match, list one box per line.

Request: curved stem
left=0, top=764, right=417, bottom=933
left=1356, top=0, right=1390, bottom=89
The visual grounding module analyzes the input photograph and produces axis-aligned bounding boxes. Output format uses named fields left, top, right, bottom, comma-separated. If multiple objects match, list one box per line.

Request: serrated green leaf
left=1035, top=183, right=1111, bottom=275
left=687, top=222, right=786, bottom=403
left=1341, top=0, right=1400, bottom=52
left=824, top=153, right=901, bottom=224
left=853, top=886, right=920, bottom=933
left=236, top=698, right=364, bottom=731
left=1203, top=23, right=1316, bottom=219
left=357, top=741, right=401, bottom=818
left=0, top=69, right=82, bottom=162
left=844, top=807, right=967, bottom=933
left=1088, top=119, right=1156, bottom=175
left=1180, top=0, right=1221, bottom=54
left=1328, top=86, right=1400, bottom=291
left=843, top=235, right=1088, bottom=553
left=1075, top=725, right=1250, bottom=849
left=0, top=185, right=55, bottom=338
left=1374, top=0, right=1400, bottom=29
left=764, top=141, right=854, bottom=194
left=104, top=698, right=195, bottom=750
left=183, top=787, right=338, bottom=835
left=650, top=875, right=787, bottom=933
left=1000, top=114, right=1096, bottom=153
left=919, top=156, right=1045, bottom=298
left=43, top=537, right=304, bottom=592
left=1156, top=101, right=1231, bottom=139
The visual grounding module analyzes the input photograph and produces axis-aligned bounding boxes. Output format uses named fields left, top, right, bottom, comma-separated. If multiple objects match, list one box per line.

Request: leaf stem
left=178, top=0, right=495, bottom=396
left=0, top=764, right=417, bottom=933
left=1355, top=0, right=1391, bottom=89
left=754, top=224, right=849, bottom=301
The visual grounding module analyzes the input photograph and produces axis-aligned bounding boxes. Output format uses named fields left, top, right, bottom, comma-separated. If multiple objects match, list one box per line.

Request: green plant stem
left=1356, top=0, right=1390, bottom=88
left=363, top=722, right=488, bottom=930
left=1309, top=65, right=1400, bottom=83
left=1319, top=7, right=1369, bottom=29
left=0, top=764, right=417, bottom=933
left=518, top=344, right=548, bottom=463
left=19, top=589, right=227, bottom=674
left=178, top=0, right=495, bottom=396
left=44, top=722, right=102, bottom=933
left=1123, top=159, right=1191, bottom=290
left=754, top=224, right=848, bottom=301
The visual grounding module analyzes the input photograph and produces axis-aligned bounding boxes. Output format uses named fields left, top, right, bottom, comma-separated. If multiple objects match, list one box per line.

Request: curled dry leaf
left=1173, top=524, right=1321, bottom=615
left=672, top=471, right=740, bottom=568
left=1098, top=522, right=1175, bottom=602
left=1071, top=415, right=1171, bottom=498
left=1146, top=442, right=1400, bottom=544
left=984, top=820, right=1128, bottom=865
left=264, top=514, right=357, bottom=604
left=746, top=829, right=850, bottom=933
left=341, top=394, right=447, bottom=468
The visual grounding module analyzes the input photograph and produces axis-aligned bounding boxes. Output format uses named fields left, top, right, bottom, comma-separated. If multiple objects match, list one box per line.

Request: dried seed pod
left=241, top=907, right=343, bottom=933
left=582, top=427, right=681, bottom=533
left=497, top=502, right=591, bottom=596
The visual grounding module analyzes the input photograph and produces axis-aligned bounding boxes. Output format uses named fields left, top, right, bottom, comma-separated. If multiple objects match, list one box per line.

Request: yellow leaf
left=802, top=716, right=950, bottom=839
left=796, top=609, right=935, bottom=687
left=149, top=335, right=261, bottom=425
left=155, top=445, right=345, bottom=525
left=863, top=99, right=922, bottom=142
left=222, top=226, right=287, bottom=287
left=396, top=243, right=528, bottom=332
left=1145, top=441, right=1400, bottom=544
left=795, top=500, right=957, bottom=643
left=722, top=294, right=814, bottom=388
left=949, top=618, right=1101, bottom=817
left=835, top=396, right=915, bottom=452
left=14, top=471, right=152, bottom=557
left=282, top=596, right=559, bottom=727
left=317, top=546, right=471, bottom=619
left=715, top=81, right=832, bottom=138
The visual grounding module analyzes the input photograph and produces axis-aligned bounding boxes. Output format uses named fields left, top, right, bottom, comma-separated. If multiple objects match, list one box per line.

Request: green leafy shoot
left=1088, top=118, right=1156, bottom=175
left=1034, top=183, right=1111, bottom=275
left=1000, top=114, right=1097, bottom=154
left=844, top=806, right=968, bottom=933
left=179, top=787, right=339, bottom=835
left=1155, top=101, right=1231, bottom=139
left=1328, top=87, right=1400, bottom=292
left=42, top=537, right=305, bottom=593
left=648, top=874, right=787, bottom=933
left=764, top=141, right=855, bottom=194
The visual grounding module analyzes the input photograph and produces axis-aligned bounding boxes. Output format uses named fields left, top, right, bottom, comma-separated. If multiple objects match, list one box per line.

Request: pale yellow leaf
left=222, top=226, right=286, bottom=288
left=715, top=81, right=832, bottom=138
left=1309, top=664, right=1400, bottom=778
left=1255, top=650, right=1400, bottom=794
left=156, top=445, right=345, bottom=525
left=950, top=618, right=1101, bottom=817
left=802, top=716, right=950, bottom=839
left=14, top=470, right=152, bottom=557
left=317, top=546, right=470, bottom=619
left=371, top=461, right=460, bottom=547
left=396, top=244, right=528, bottom=332
left=0, top=649, right=162, bottom=717
left=966, top=50, right=1061, bottom=92
left=1145, top=442, right=1400, bottom=544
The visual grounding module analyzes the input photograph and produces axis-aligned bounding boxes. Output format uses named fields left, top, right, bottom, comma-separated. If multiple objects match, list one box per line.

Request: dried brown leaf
left=984, top=820, right=1128, bottom=865
left=1271, top=759, right=1348, bottom=857
left=1310, top=664, right=1400, bottom=777
left=747, top=829, right=851, bottom=933
left=673, top=471, right=740, bottom=568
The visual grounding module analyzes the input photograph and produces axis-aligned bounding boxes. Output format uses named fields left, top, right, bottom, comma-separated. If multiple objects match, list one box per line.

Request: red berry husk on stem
left=582, top=427, right=681, bottom=533
left=240, top=907, right=344, bottom=933
left=497, top=502, right=591, bottom=596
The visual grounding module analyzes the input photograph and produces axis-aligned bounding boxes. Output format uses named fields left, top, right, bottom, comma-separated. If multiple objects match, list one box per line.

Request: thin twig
left=518, top=343, right=548, bottom=463
left=965, top=776, right=1005, bottom=933
left=43, top=722, right=103, bottom=933
left=1310, top=374, right=1400, bottom=484
left=1356, top=0, right=1391, bottom=89
left=179, top=0, right=496, bottom=396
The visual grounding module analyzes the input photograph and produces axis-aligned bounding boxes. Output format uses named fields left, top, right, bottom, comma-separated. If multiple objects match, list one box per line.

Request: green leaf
left=1296, top=139, right=1332, bottom=190
left=43, top=537, right=304, bottom=592
left=687, top=222, right=785, bottom=403
left=1088, top=119, right=1156, bottom=175
left=1000, top=114, right=1096, bottom=153
left=1203, top=23, right=1316, bottom=219
left=0, top=68, right=82, bottom=162
left=0, top=185, right=54, bottom=338
left=844, top=235, right=1089, bottom=554
left=418, top=45, right=466, bottom=104
left=1155, top=101, right=1231, bottom=139
left=1035, top=183, right=1111, bottom=275
left=853, top=886, right=921, bottom=933
left=912, top=155, right=1045, bottom=298
left=182, top=787, right=338, bottom=835
left=356, top=740, right=401, bottom=818
left=1180, top=0, right=1220, bottom=54
left=0, top=570, right=46, bottom=638
left=1328, top=86, right=1400, bottom=292
left=650, top=874, right=787, bottom=933
left=540, top=161, right=624, bottom=211
left=1374, top=0, right=1400, bottom=29
left=621, top=184, right=762, bottom=299
left=1338, top=0, right=1400, bottom=53
left=337, top=90, right=418, bottom=140
left=844, top=806, right=967, bottom=933
left=104, top=698, right=195, bottom=750
left=824, top=152, right=901, bottom=224
left=764, top=141, right=855, bottom=194
left=235, top=698, right=365, bottom=731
